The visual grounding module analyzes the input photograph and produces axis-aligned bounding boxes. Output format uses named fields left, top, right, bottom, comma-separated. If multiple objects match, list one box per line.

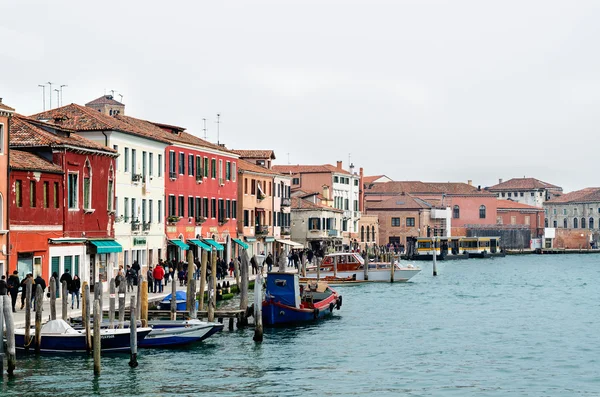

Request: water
left=1, top=255, right=599, bottom=396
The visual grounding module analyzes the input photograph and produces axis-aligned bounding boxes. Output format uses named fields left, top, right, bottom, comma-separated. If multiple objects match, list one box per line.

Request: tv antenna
left=59, top=85, right=67, bottom=107
left=216, top=113, right=221, bottom=145
left=287, top=152, right=290, bottom=164
left=38, top=84, right=46, bottom=111
left=118, top=94, right=123, bottom=103
left=202, top=118, right=207, bottom=139
left=47, top=82, right=53, bottom=109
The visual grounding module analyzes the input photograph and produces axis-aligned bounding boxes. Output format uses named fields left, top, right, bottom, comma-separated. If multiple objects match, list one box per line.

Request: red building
left=496, top=200, right=545, bottom=238
left=9, top=115, right=117, bottom=285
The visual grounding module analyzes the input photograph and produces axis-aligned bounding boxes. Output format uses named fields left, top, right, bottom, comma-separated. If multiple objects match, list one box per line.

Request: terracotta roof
left=31, top=104, right=171, bottom=143
left=10, top=114, right=117, bottom=153
left=232, top=150, right=275, bottom=160
left=363, top=175, right=385, bottom=184
left=488, top=178, right=561, bottom=191
left=272, top=164, right=351, bottom=176
left=10, top=149, right=63, bottom=173
left=291, top=197, right=343, bottom=212
left=545, top=188, right=600, bottom=204
left=496, top=200, right=544, bottom=211
left=85, top=95, right=124, bottom=106
left=0, top=100, right=15, bottom=112
left=365, top=181, right=489, bottom=196
left=238, top=159, right=283, bottom=175
left=365, top=194, right=432, bottom=210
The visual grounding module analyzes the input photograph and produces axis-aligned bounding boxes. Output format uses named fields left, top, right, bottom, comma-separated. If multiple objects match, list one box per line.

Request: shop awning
left=188, top=239, right=211, bottom=250
left=276, top=239, right=304, bottom=248
left=203, top=239, right=224, bottom=251
left=89, top=239, right=123, bottom=254
left=244, top=236, right=257, bottom=242
left=232, top=238, right=249, bottom=250
left=168, top=239, right=189, bottom=250
left=49, top=238, right=86, bottom=244
left=264, top=236, right=275, bottom=243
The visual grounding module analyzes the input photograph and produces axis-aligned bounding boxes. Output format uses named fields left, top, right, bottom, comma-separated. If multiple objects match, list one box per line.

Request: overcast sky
left=1, top=0, right=598, bottom=192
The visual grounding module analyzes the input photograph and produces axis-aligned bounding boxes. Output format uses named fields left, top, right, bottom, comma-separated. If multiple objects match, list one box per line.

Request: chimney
left=499, top=178, right=503, bottom=184
left=467, top=179, right=472, bottom=186
left=478, top=185, right=481, bottom=191
left=322, top=185, right=330, bottom=200
left=0, top=98, right=3, bottom=103
left=336, top=161, right=342, bottom=170
left=359, top=167, right=364, bottom=177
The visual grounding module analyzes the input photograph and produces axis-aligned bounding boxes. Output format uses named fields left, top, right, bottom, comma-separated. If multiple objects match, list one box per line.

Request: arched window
left=544, top=218, right=548, bottom=228
left=372, top=226, right=376, bottom=244
left=453, top=205, right=460, bottom=219
left=361, top=226, right=365, bottom=242
left=581, top=218, right=586, bottom=229
left=366, top=226, right=370, bottom=242
left=83, top=159, right=92, bottom=210
left=479, top=205, right=486, bottom=219
left=573, top=218, right=578, bottom=228
left=589, top=217, right=594, bottom=230
left=563, top=218, right=568, bottom=228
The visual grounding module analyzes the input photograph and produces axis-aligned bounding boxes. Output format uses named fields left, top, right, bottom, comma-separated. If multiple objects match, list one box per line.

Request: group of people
left=0, top=269, right=81, bottom=313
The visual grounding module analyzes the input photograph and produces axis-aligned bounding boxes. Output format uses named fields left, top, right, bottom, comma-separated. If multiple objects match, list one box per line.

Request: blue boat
left=140, top=319, right=223, bottom=348
left=14, top=319, right=152, bottom=353
left=159, top=291, right=197, bottom=311
left=262, top=272, right=342, bottom=326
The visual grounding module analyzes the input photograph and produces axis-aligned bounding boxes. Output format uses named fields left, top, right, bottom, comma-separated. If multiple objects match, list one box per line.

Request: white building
left=487, top=178, right=563, bottom=208
left=290, top=196, right=344, bottom=253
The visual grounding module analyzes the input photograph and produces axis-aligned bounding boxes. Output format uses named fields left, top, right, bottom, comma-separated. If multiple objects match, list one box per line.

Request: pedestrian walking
left=70, top=275, right=81, bottom=309
left=153, top=264, right=164, bottom=293
left=125, top=265, right=135, bottom=292
left=0, top=275, right=8, bottom=295
left=266, top=253, right=273, bottom=272
left=147, top=266, right=155, bottom=293
left=60, top=269, right=73, bottom=297
left=228, top=259, right=234, bottom=277
left=7, top=271, right=20, bottom=312
left=250, top=256, right=257, bottom=275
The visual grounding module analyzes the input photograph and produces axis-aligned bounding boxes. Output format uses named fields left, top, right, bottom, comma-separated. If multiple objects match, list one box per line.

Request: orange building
left=0, top=99, right=14, bottom=276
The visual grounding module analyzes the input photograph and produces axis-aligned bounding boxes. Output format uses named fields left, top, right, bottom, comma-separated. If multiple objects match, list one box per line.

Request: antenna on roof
left=216, top=113, right=221, bottom=145
left=202, top=118, right=207, bottom=139
left=38, top=84, right=46, bottom=111
left=60, top=85, right=67, bottom=107
left=110, top=90, right=115, bottom=97
left=54, top=89, right=60, bottom=108
left=47, top=82, right=53, bottom=109
left=118, top=94, right=123, bottom=103
left=287, top=152, right=290, bottom=165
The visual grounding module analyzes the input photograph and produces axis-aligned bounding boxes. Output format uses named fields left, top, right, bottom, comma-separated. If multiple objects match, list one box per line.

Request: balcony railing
left=281, top=227, right=291, bottom=235
left=142, top=222, right=151, bottom=231
left=255, top=225, right=269, bottom=235
left=131, top=220, right=141, bottom=232
left=328, top=229, right=339, bottom=237
left=167, top=215, right=180, bottom=225
left=132, top=174, right=143, bottom=183
left=343, top=210, right=352, bottom=219
left=281, top=197, right=291, bottom=207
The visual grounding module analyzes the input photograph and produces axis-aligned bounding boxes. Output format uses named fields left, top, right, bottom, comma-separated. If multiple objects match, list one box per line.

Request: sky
left=1, top=0, right=599, bottom=193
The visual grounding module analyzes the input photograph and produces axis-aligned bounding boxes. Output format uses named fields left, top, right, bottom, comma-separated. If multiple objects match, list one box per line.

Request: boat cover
left=41, top=319, right=80, bottom=335
left=161, top=291, right=187, bottom=302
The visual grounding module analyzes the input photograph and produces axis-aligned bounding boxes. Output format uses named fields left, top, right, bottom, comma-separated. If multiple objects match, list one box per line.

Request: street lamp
left=37, top=84, right=46, bottom=111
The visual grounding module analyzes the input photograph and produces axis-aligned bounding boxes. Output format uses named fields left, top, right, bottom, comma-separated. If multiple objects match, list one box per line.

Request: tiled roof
left=545, top=188, right=600, bottom=204
left=232, top=150, right=275, bottom=160
left=365, top=181, right=489, bottom=196
left=496, top=200, right=544, bottom=210
left=85, top=95, right=124, bottom=106
left=10, top=149, right=63, bottom=173
left=31, top=104, right=171, bottom=143
left=272, top=164, right=351, bottom=176
left=488, top=178, right=561, bottom=191
left=363, top=175, right=385, bottom=184
left=238, top=159, right=283, bottom=175
left=10, top=114, right=117, bottom=153
left=365, top=194, right=432, bottom=210
left=0, top=100, right=15, bottom=112
left=291, top=197, right=343, bottom=212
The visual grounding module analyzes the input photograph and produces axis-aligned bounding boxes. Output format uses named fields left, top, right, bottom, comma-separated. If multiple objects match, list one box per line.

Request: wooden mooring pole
left=141, top=280, right=148, bottom=327
left=238, top=249, right=249, bottom=327
left=208, top=249, right=217, bottom=322
left=25, top=278, right=32, bottom=352
left=61, top=280, right=68, bottom=320
left=84, top=283, right=91, bottom=352
left=2, top=295, right=16, bottom=375
left=253, top=269, right=263, bottom=342
left=109, top=278, right=116, bottom=329
left=35, top=284, right=43, bottom=353
left=363, top=249, right=369, bottom=281
left=170, top=272, right=177, bottom=320
left=49, top=277, right=56, bottom=320
left=187, top=250, right=196, bottom=318
left=93, top=299, right=101, bottom=375
left=0, top=295, right=4, bottom=374
left=390, top=256, right=395, bottom=283
left=128, top=296, right=138, bottom=368
left=199, top=250, right=208, bottom=311
left=118, top=278, right=126, bottom=328
left=136, top=276, right=141, bottom=320
left=432, top=240, right=438, bottom=277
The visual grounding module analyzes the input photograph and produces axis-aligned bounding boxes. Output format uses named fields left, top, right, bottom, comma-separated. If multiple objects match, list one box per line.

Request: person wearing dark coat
left=125, top=265, right=135, bottom=292
left=69, top=275, right=81, bottom=309
left=60, top=269, right=73, bottom=294
left=20, top=274, right=35, bottom=309
left=132, top=261, right=141, bottom=286
left=307, top=250, right=314, bottom=264
left=250, top=256, right=257, bottom=275
left=265, top=253, right=273, bottom=272
left=0, top=276, right=8, bottom=295
left=7, top=271, right=20, bottom=312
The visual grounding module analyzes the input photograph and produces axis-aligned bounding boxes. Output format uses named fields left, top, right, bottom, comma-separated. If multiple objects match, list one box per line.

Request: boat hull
left=140, top=321, right=223, bottom=348
left=262, top=299, right=339, bottom=326
left=304, top=268, right=420, bottom=282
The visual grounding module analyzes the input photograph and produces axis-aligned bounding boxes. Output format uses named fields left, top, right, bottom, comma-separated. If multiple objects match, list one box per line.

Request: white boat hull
left=304, top=268, right=420, bottom=282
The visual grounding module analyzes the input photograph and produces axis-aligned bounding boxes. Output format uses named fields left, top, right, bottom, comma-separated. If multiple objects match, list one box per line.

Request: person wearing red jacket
left=153, top=265, right=165, bottom=293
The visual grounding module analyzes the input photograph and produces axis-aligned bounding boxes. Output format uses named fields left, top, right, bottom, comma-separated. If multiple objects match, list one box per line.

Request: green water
left=1, top=254, right=599, bottom=396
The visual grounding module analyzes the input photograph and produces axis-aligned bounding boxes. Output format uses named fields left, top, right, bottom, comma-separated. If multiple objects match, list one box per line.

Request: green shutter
left=64, top=256, right=73, bottom=273
left=74, top=255, right=80, bottom=276
left=51, top=256, right=60, bottom=276
left=83, top=177, right=90, bottom=209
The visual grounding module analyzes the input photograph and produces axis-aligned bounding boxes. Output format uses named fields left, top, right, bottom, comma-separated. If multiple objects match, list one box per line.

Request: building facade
left=290, top=197, right=343, bottom=253
left=0, top=99, right=14, bottom=277
left=487, top=178, right=563, bottom=208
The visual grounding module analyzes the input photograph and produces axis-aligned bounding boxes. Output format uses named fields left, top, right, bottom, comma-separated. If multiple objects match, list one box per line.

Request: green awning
left=232, top=238, right=249, bottom=250
left=264, top=237, right=275, bottom=243
left=203, top=239, right=224, bottom=251
left=89, top=239, right=123, bottom=254
left=188, top=239, right=211, bottom=250
left=244, top=236, right=257, bottom=242
left=168, top=239, right=189, bottom=250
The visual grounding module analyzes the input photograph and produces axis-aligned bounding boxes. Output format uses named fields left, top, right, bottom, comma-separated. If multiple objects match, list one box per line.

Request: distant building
left=496, top=200, right=545, bottom=238
left=487, top=178, right=562, bottom=208
left=0, top=99, right=14, bottom=277
left=290, top=197, right=343, bottom=254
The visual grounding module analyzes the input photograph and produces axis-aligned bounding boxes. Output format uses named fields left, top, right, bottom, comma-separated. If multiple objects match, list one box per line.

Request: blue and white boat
left=140, top=319, right=223, bottom=348
left=262, top=272, right=342, bottom=326
left=14, top=319, right=152, bottom=353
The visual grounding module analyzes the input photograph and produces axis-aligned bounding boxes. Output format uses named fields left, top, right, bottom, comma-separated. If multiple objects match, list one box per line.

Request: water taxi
left=460, top=236, right=505, bottom=258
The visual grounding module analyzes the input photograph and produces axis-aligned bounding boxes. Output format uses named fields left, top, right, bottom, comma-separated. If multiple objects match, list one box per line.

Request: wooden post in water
left=301, top=257, right=307, bottom=278
left=2, top=296, right=16, bottom=375
left=228, top=317, right=234, bottom=331
left=199, top=250, right=208, bottom=311
left=61, top=280, right=68, bottom=320
left=140, top=280, right=148, bottom=327
left=363, top=250, right=369, bottom=281
left=25, top=278, right=32, bottom=352
left=170, top=272, right=177, bottom=320
left=187, top=250, right=195, bottom=316
left=84, top=283, right=91, bottom=352
left=316, top=257, right=321, bottom=280
left=333, top=255, right=338, bottom=278
left=390, top=256, right=395, bottom=283
left=233, top=256, right=240, bottom=288
left=136, top=276, right=141, bottom=320
left=128, top=296, right=138, bottom=368
left=238, top=249, right=249, bottom=327
left=278, top=248, right=286, bottom=273
left=82, top=281, right=88, bottom=324
left=118, top=278, right=126, bottom=328
left=93, top=299, right=101, bottom=376
left=432, top=238, right=438, bottom=277
left=253, top=270, right=263, bottom=342
left=97, top=280, right=103, bottom=320
left=35, top=284, right=43, bottom=353
left=108, top=278, right=116, bottom=329
left=208, top=249, right=217, bottom=322
left=0, top=295, right=4, bottom=374
left=49, top=277, right=56, bottom=320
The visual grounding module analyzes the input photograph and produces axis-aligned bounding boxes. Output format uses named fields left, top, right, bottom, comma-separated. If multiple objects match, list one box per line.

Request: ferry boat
left=460, top=236, right=505, bottom=258
left=413, top=237, right=468, bottom=260
left=262, top=272, right=342, bottom=326
left=306, top=252, right=421, bottom=282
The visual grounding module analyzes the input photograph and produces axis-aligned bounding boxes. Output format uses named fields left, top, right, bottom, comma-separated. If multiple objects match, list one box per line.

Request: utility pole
left=60, top=85, right=67, bottom=107
left=216, top=113, right=221, bottom=145
left=38, top=84, right=46, bottom=111
left=47, top=82, right=53, bottom=109
left=202, top=118, right=207, bottom=139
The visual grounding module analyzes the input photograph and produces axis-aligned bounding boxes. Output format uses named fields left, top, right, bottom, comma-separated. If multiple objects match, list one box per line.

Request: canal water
left=1, top=254, right=599, bottom=396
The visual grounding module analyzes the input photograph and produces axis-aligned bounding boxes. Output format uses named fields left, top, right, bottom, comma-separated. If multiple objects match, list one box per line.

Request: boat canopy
left=41, top=319, right=79, bottom=335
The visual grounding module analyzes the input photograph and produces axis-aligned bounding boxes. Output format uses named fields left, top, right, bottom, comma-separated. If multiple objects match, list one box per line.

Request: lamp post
left=47, top=82, right=53, bottom=109
left=37, top=84, right=46, bottom=111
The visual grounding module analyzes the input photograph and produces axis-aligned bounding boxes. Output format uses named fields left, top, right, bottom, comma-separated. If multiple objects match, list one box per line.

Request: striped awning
left=188, top=239, right=211, bottom=250
left=232, top=238, right=249, bottom=250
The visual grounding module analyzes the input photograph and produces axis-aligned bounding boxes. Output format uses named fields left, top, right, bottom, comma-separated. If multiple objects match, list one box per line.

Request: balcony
left=354, top=211, right=361, bottom=219
left=255, top=225, right=269, bottom=235
left=281, top=227, right=291, bottom=235
left=328, top=229, right=339, bottom=237
left=281, top=197, right=291, bottom=207
left=142, top=222, right=151, bottom=232
left=131, top=220, right=141, bottom=232
left=195, top=216, right=206, bottom=225
left=169, top=171, right=177, bottom=181
left=167, top=215, right=180, bottom=225
left=343, top=210, right=352, bottom=220
left=132, top=174, right=143, bottom=183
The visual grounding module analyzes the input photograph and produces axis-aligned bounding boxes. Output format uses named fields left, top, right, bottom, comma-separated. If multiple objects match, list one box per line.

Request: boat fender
left=329, top=302, right=335, bottom=313
left=313, top=308, right=320, bottom=319
left=336, top=295, right=342, bottom=310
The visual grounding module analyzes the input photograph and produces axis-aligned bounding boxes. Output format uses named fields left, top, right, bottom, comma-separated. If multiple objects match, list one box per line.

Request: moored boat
left=140, top=319, right=223, bottom=348
left=262, top=272, right=342, bottom=326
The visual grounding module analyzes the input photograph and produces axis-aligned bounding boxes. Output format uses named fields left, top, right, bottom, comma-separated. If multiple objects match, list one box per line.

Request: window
left=43, top=181, right=49, bottom=208
left=211, top=159, right=217, bottom=178
left=219, top=159, right=223, bottom=183
left=68, top=173, right=78, bottom=209
left=211, top=198, right=216, bottom=218
left=169, top=151, right=176, bottom=178
left=232, top=200, right=237, bottom=219
left=354, top=179, right=359, bottom=186
left=573, top=218, right=578, bottom=228
left=251, top=179, right=256, bottom=195
left=179, top=152, right=185, bottom=175
left=344, top=199, right=349, bottom=210
left=218, top=199, right=224, bottom=222
left=361, top=226, right=365, bottom=241
left=124, top=148, right=129, bottom=172
left=507, top=192, right=512, bottom=198
left=525, top=216, right=530, bottom=225
left=196, top=156, right=202, bottom=180
left=168, top=195, right=176, bottom=217
left=226, top=199, right=231, bottom=218
left=501, top=192, right=505, bottom=197
left=574, top=208, right=578, bottom=215
left=232, top=162, right=236, bottom=182
left=107, top=166, right=114, bottom=212
left=178, top=196, right=184, bottom=217
left=131, top=149, right=137, bottom=175
left=83, top=161, right=91, bottom=210
left=0, top=124, right=3, bottom=154
left=553, top=208, right=557, bottom=215
left=131, top=198, right=136, bottom=221
left=188, top=154, right=194, bottom=176
left=149, top=200, right=153, bottom=223
left=203, top=198, right=209, bottom=218
left=354, top=200, right=358, bottom=211
left=142, top=151, right=147, bottom=178
left=581, top=218, right=586, bottom=229
left=244, top=178, right=248, bottom=194
left=453, top=205, right=460, bottom=219
left=552, top=220, right=556, bottom=227
left=511, top=216, right=516, bottom=225
left=244, top=210, right=249, bottom=227
left=149, top=153, right=153, bottom=176
left=158, top=200, right=162, bottom=223
left=292, top=177, right=300, bottom=185
left=158, top=154, right=163, bottom=177
left=563, top=209, right=567, bottom=215
left=406, top=217, right=415, bottom=227
left=141, top=199, right=147, bottom=223
left=590, top=218, right=594, bottom=229
left=53, top=182, right=59, bottom=208
left=204, top=157, right=209, bottom=177
left=226, top=161, right=231, bottom=180
left=308, top=218, right=320, bottom=230
left=520, top=192, right=524, bottom=197
left=479, top=205, right=486, bottom=219
left=372, top=226, right=376, bottom=242
left=334, top=176, right=339, bottom=183
left=124, top=197, right=129, bottom=221
left=563, top=218, right=567, bottom=228
left=391, top=217, right=400, bottom=227
left=29, top=181, right=36, bottom=207
left=188, top=197, right=194, bottom=217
